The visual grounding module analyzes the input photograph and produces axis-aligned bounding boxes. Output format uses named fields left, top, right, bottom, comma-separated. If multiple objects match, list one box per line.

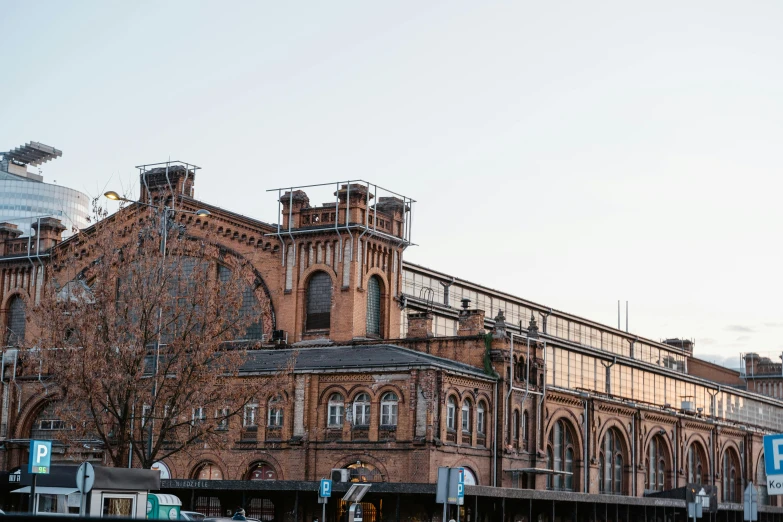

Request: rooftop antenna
left=626, top=301, right=629, bottom=333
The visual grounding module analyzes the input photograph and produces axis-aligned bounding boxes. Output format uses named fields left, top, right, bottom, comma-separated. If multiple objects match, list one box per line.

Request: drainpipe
left=632, top=413, right=636, bottom=495
left=584, top=394, right=589, bottom=493
left=674, top=422, right=678, bottom=488
left=538, top=340, right=547, bottom=451
left=493, top=380, right=498, bottom=487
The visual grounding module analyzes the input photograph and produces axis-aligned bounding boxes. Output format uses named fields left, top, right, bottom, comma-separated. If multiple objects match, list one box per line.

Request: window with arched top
left=6, top=295, right=26, bottom=346
left=599, top=428, right=624, bottom=494
left=477, top=402, right=486, bottom=435
left=547, top=419, right=575, bottom=491
left=195, top=462, right=223, bottom=480
left=306, top=272, right=332, bottom=330
left=328, top=393, right=344, bottom=427
left=461, top=399, right=472, bottom=432
left=347, top=461, right=384, bottom=483
left=247, top=462, right=278, bottom=481
left=722, top=448, right=741, bottom=503
left=646, top=434, right=668, bottom=492
left=687, top=443, right=707, bottom=484
left=380, top=392, right=398, bottom=427
left=511, top=410, right=520, bottom=444
left=218, top=265, right=263, bottom=339
left=353, top=393, right=371, bottom=426
left=446, top=396, right=457, bottom=431
left=267, top=395, right=284, bottom=427
left=366, top=275, right=382, bottom=337
left=522, top=411, right=529, bottom=450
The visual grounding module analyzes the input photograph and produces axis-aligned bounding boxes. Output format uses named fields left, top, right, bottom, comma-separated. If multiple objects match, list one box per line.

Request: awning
left=12, top=487, right=79, bottom=495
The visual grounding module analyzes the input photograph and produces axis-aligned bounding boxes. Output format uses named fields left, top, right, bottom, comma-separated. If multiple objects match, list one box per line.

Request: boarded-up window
left=306, top=272, right=331, bottom=330
left=7, top=296, right=25, bottom=346
left=366, top=276, right=381, bottom=337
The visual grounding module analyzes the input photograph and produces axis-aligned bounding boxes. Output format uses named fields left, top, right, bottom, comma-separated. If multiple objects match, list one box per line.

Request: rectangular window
left=328, top=405, right=344, bottom=427
left=354, top=405, right=370, bottom=426
left=216, top=408, right=229, bottom=430
left=141, top=405, right=151, bottom=427
left=477, top=410, right=485, bottom=434
left=192, top=407, right=205, bottom=424
left=447, top=404, right=456, bottom=430
left=268, top=408, right=283, bottom=427
left=244, top=404, right=258, bottom=427
left=102, top=495, right=135, bottom=517
left=381, top=404, right=397, bottom=426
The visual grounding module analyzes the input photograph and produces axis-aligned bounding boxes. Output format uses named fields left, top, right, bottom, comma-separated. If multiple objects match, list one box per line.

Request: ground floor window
left=195, top=496, right=222, bottom=517
left=248, top=498, right=275, bottom=521
left=102, top=495, right=135, bottom=517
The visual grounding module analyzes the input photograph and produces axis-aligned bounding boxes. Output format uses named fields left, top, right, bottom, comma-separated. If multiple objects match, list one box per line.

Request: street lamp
left=103, top=190, right=211, bottom=464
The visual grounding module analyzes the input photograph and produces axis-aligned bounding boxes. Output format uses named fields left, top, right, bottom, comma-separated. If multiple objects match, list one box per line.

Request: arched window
left=547, top=419, right=575, bottom=491
left=347, top=461, right=384, bottom=482
left=267, top=395, right=283, bottom=427
left=195, top=462, right=223, bottom=480
left=366, top=275, right=382, bottom=337
left=461, top=399, right=472, bottom=432
left=247, top=462, right=278, bottom=480
left=522, top=411, right=529, bottom=450
left=327, top=393, right=344, bottom=427
left=722, top=448, right=741, bottom=503
left=511, top=410, right=519, bottom=443
left=477, top=402, right=486, bottom=435
left=446, top=396, right=457, bottom=431
left=758, top=454, right=769, bottom=506
left=218, top=265, right=263, bottom=339
left=687, top=443, right=707, bottom=484
left=6, top=295, right=26, bottom=346
left=599, top=428, right=624, bottom=494
left=306, top=272, right=332, bottom=330
left=380, top=392, right=398, bottom=427
left=646, top=434, right=668, bottom=491
left=30, top=401, right=68, bottom=440
left=353, top=393, right=371, bottom=426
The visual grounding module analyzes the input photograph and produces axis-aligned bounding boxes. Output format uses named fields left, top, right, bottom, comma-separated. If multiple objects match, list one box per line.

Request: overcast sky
left=2, top=1, right=782, bottom=367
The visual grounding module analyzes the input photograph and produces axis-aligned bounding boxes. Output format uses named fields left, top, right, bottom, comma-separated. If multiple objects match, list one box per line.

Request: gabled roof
left=240, top=343, right=495, bottom=381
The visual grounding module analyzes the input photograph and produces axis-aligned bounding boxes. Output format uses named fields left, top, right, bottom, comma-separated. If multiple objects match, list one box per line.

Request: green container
left=147, top=493, right=182, bottom=520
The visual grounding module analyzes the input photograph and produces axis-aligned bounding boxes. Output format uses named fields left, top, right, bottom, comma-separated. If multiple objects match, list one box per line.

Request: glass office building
left=0, top=169, right=89, bottom=238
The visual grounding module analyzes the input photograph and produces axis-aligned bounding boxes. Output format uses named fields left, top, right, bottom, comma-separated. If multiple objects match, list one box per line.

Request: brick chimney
left=407, top=312, right=434, bottom=338
left=0, top=223, right=22, bottom=256
left=458, top=309, right=485, bottom=336
left=32, top=218, right=67, bottom=251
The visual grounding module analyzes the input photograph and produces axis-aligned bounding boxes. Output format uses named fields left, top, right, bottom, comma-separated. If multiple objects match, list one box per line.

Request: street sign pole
left=27, top=440, right=52, bottom=515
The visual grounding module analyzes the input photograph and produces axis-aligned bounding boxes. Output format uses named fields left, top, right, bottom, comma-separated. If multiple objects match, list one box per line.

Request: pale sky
left=2, top=1, right=782, bottom=368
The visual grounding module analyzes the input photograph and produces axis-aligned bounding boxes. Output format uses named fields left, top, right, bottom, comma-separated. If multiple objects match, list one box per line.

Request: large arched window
left=522, top=411, right=529, bottom=450
left=461, top=399, right=472, bottom=432
left=6, top=295, right=26, bottom=346
left=599, top=428, right=624, bottom=494
left=195, top=462, right=223, bottom=480
left=247, top=462, right=278, bottom=480
left=218, top=265, right=263, bottom=339
left=380, top=392, right=398, bottom=427
left=327, top=393, right=344, bottom=427
left=687, top=442, right=707, bottom=484
left=366, top=275, right=382, bottom=337
left=547, top=419, right=575, bottom=491
left=446, top=396, right=457, bottom=431
left=353, top=393, right=371, bottom=427
left=30, top=401, right=68, bottom=441
left=306, top=272, right=332, bottom=330
left=347, top=461, right=384, bottom=482
left=645, top=434, right=668, bottom=492
left=722, top=448, right=741, bottom=503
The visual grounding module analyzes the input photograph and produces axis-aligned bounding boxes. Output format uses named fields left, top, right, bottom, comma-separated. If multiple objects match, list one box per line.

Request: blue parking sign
left=319, top=478, right=332, bottom=498
left=29, top=440, right=52, bottom=474
left=763, top=434, right=783, bottom=495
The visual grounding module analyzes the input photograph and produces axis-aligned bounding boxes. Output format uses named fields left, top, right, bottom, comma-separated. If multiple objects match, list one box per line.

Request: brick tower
left=272, top=182, right=413, bottom=343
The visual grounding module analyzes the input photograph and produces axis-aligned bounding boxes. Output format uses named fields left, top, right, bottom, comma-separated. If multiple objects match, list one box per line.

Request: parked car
left=181, top=511, right=206, bottom=521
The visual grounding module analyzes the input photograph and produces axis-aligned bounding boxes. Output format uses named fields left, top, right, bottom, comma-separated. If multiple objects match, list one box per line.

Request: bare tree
left=26, top=197, right=290, bottom=469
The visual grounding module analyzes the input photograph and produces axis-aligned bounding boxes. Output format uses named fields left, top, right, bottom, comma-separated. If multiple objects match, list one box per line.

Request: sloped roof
left=239, top=343, right=495, bottom=380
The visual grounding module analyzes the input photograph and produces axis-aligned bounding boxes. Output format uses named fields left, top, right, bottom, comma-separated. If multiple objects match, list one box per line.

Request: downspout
left=538, top=340, right=547, bottom=451
left=584, top=395, right=589, bottom=493
left=674, top=422, right=678, bottom=488
left=493, top=379, right=498, bottom=487
left=632, top=412, right=636, bottom=496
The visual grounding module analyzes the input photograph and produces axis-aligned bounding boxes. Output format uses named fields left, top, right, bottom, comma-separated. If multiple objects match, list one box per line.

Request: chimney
left=0, top=223, right=22, bottom=256
left=139, top=163, right=197, bottom=204
left=407, top=312, right=434, bottom=338
left=32, top=218, right=67, bottom=251
left=458, top=303, right=485, bottom=337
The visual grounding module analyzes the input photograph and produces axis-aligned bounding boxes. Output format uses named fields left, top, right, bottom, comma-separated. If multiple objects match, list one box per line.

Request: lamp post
left=104, top=191, right=210, bottom=465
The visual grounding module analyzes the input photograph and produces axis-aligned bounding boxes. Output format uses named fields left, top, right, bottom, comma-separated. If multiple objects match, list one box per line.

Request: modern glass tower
left=0, top=141, right=89, bottom=238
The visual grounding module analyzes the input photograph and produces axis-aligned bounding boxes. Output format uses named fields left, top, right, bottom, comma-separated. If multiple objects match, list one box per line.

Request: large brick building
left=0, top=164, right=781, bottom=521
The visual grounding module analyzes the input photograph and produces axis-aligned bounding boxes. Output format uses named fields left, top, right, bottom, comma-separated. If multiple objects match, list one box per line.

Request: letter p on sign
left=763, top=434, right=783, bottom=495
left=28, top=440, right=52, bottom=474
